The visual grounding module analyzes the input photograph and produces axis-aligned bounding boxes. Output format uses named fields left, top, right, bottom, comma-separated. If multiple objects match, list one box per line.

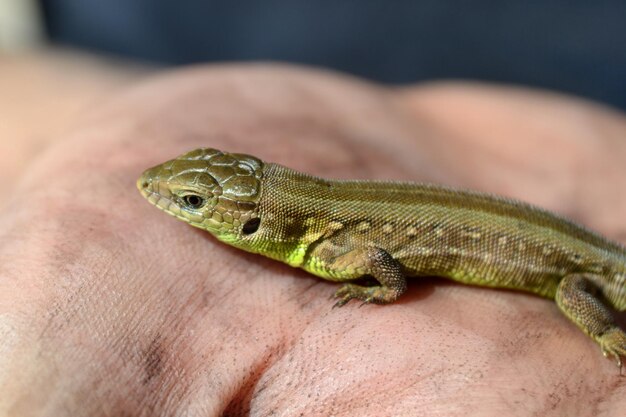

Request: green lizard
left=137, top=148, right=626, bottom=367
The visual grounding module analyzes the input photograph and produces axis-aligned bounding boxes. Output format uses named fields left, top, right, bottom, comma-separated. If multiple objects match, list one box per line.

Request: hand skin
left=1, top=64, right=626, bottom=417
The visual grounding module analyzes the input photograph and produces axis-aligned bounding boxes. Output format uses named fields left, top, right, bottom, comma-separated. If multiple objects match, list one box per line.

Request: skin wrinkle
left=142, top=333, right=164, bottom=386
left=223, top=348, right=288, bottom=416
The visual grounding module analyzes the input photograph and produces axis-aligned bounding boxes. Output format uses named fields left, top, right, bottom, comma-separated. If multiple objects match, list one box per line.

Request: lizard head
left=137, top=148, right=263, bottom=243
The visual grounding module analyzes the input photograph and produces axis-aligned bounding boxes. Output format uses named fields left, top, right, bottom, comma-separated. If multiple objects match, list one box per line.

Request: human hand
left=1, top=65, right=625, bottom=416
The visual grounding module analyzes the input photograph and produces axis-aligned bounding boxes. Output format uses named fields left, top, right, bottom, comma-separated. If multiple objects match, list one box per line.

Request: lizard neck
left=232, top=163, right=335, bottom=264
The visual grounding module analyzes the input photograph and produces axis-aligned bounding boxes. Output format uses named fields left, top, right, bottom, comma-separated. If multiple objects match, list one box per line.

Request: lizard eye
left=182, top=194, right=205, bottom=209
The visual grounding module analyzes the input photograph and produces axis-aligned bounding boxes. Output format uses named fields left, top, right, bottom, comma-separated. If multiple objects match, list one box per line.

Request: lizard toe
left=598, top=327, right=626, bottom=369
left=333, top=284, right=359, bottom=307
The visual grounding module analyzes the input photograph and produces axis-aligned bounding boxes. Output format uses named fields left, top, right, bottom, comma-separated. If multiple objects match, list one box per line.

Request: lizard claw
left=598, top=328, right=626, bottom=372
left=359, top=296, right=375, bottom=307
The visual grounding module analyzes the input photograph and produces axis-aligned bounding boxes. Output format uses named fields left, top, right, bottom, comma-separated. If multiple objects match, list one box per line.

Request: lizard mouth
left=136, top=174, right=190, bottom=222
left=136, top=160, right=235, bottom=233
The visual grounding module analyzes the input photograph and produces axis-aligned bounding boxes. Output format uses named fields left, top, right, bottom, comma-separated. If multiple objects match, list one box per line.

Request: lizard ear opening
left=242, top=218, right=260, bottom=235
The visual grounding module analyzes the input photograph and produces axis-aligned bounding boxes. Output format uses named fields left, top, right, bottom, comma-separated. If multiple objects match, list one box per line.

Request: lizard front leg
left=556, top=273, right=626, bottom=368
left=324, top=246, right=407, bottom=308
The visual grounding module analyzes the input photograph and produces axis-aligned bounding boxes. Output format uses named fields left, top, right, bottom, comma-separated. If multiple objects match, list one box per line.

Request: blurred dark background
left=40, top=0, right=626, bottom=109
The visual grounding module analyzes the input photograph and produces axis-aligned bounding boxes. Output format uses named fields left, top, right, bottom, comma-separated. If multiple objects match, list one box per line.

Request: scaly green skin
left=138, top=148, right=626, bottom=367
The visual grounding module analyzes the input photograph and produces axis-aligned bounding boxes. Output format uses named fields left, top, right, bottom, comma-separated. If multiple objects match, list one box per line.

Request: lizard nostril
left=137, top=175, right=153, bottom=193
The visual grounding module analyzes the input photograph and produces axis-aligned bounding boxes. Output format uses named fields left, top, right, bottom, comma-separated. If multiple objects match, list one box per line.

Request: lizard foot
left=332, top=283, right=398, bottom=308
left=598, top=327, right=626, bottom=370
